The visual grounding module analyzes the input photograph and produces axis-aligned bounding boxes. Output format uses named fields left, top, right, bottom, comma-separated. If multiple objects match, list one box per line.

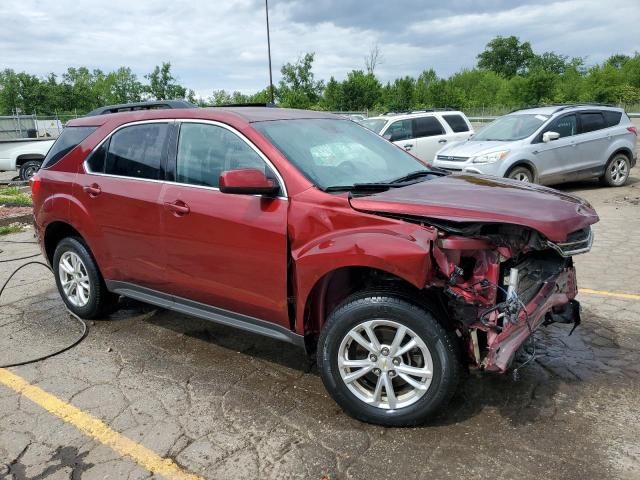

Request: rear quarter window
left=603, top=110, right=623, bottom=127
left=442, top=114, right=470, bottom=133
left=41, top=126, right=97, bottom=169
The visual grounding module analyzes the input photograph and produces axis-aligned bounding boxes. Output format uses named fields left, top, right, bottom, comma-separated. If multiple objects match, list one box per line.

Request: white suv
left=360, top=110, right=474, bottom=162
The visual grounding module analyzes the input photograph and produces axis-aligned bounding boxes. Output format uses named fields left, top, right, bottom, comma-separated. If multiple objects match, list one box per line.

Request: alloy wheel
left=58, top=251, right=91, bottom=307
left=337, top=319, right=434, bottom=410
left=609, top=157, right=629, bottom=185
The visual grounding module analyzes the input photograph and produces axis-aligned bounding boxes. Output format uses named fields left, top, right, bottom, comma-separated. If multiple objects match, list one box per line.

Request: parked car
left=32, top=106, right=598, bottom=426
left=0, top=138, right=55, bottom=180
left=433, top=105, right=637, bottom=186
left=360, top=110, right=474, bottom=162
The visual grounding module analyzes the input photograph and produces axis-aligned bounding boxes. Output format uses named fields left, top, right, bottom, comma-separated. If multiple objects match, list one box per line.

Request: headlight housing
left=471, top=150, right=509, bottom=164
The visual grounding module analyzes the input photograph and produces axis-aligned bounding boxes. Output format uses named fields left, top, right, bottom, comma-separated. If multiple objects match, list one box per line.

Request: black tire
left=506, top=165, right=533, bottom=183
left=599, top=153, right=630, bottom=187
left=52, top=237, right=118, bottom=319
left=317, top=292, right=461, bottom=426
left=19, top=160, right=42, bottom=181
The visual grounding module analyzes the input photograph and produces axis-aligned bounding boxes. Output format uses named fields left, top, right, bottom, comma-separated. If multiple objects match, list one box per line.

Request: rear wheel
left=53, top=237, right=118, bottom=319
left=19, top=160, right=42, bottom=181
left=600, top=153, right=630, bottom=187
left=317, top=292, right=461, bottom=426
left=506, top=165, right=533, bottom=183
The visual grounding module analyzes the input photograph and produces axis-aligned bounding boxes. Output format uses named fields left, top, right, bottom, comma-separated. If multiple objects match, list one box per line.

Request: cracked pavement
left=1, top=175, right=639, bottom=479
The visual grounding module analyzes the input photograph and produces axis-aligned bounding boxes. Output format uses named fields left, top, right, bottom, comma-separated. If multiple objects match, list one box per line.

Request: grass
left=0, top=224, right=24, bottom=235
left=0, top=186, right=32, bottom=206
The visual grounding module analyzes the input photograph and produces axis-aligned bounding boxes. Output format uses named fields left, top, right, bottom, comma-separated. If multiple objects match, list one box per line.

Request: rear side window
left=579, top=113, right=606, bottom=134
left=104, top=123, right=169, bottom=179
left=41, top=126, right=97, bottom=169
left=442, top=114, right=470, bottom=133
left=413, top=116, right=445, bottom=138
left=603, top=110, right=622, bottom=127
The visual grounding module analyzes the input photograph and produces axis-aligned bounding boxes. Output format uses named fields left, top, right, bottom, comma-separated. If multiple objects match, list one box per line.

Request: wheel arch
left=16, top=154, right=45, bottom=167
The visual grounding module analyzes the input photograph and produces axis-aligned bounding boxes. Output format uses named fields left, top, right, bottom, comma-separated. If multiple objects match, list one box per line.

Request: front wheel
left=506, top=165, right=533, bottom=183
left=317, top=293, right=461, bottom=426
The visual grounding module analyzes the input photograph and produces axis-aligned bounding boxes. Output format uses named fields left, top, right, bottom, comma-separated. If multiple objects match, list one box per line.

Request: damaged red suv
left=31, top=106, right=598, bottom=426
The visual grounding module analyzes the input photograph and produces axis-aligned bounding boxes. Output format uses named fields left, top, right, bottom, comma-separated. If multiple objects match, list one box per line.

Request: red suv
left=31, top=105, right=598, bottom=426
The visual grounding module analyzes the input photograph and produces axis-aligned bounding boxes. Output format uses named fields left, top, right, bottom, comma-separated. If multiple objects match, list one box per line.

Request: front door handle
left=83, top=184, right=101, bottom=197
left=438, top=139, right=447, bottom=144
left=165, top=200, right=190, bottom=216
left=403, top=144, right=413, bottom=150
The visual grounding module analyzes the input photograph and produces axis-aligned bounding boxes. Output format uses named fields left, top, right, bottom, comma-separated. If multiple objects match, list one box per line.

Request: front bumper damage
left=430, top=230, right=585, bottom=373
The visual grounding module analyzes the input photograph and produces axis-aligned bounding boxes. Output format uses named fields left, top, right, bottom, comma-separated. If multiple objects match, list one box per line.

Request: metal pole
left=265, top=0, right=274, bottom=104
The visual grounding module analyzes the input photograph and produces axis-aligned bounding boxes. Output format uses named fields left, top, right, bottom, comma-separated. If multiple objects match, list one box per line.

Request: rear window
left=442, top=114, right=470, bottom=133
left=41, top=126, right=97, bottom=169
left=579, top=113, right=606, bottom=133
left=413, top=116, right=445, bottom=137
left=603, top=110, right=623, bottom=127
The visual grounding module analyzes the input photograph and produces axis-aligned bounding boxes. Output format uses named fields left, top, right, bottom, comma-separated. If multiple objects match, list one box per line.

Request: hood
left=437, top=140, right=512, bottom=158
left=349, top=174, right=598, bottom=242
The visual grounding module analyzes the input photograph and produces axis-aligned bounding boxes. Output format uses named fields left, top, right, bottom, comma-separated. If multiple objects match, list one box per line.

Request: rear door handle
left=165, top=200, right=190, bottom=216
left=83, top=184, right=101, bottom=197
left=438, top=139, right=447, bottom=144
left=403, top=144, right=413, bottom=150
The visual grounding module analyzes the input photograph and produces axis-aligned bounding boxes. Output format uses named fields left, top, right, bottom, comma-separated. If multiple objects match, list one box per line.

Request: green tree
left=144, top=62, right=187, bottom=100
left=339, top=70, right=381, bottom=110
left=477, top=35, right=535, bottom=78
left=277, top=53, right=324, bottom=108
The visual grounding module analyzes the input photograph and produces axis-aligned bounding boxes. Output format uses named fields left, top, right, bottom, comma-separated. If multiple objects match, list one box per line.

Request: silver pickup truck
left=0, top=138, right=54, bottom=180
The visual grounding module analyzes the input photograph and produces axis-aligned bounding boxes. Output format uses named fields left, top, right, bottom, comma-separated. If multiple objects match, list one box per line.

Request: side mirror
left=542, top=131, right=560, bottom=143
left=382, top=133, right=393, bottom=141
left=219, top=168, right=280, bottom=196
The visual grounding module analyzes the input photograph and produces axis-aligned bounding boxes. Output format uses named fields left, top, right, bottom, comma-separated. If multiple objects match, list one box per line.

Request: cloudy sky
left=1, top=0, right=638, bottom=97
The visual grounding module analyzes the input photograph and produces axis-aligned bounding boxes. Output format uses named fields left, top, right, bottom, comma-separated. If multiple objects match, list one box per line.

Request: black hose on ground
left=0, top=260, right=88, bottom=368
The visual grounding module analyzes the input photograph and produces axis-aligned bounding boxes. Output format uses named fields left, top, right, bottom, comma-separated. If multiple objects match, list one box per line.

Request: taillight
left=627, top=126, right=638, bottom=136
left=29, top=175, right=42, bottom=198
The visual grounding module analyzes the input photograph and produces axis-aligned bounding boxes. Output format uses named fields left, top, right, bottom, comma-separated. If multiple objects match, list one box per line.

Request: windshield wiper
left=324, top=183, right=395, bottom=192
left=389, top=170, right=437, bottom=184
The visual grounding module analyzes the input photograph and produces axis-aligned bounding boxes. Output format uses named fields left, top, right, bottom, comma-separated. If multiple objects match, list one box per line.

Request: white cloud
left=0, top=0, right=638, bottom=97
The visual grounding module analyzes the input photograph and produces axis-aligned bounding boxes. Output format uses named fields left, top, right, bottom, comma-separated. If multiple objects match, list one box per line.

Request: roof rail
left=215, top=102, right=277, bottom=108
left=509, top=103, right=618, bottom=114
left=85, top=100, right=197, bottom=116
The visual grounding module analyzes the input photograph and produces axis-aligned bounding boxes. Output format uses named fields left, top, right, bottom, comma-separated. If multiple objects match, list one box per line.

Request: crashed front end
left=428, top=222, right=593, bottom=372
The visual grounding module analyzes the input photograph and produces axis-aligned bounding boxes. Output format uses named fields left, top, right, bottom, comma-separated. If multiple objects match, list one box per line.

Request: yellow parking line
left=580, top=288, right=640, bottom=301
left=0, top=368, right=203, bottom=480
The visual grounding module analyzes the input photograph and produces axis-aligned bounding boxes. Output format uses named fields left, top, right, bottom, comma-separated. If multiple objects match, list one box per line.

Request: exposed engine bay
left=425, top=221, right=588, bottom=372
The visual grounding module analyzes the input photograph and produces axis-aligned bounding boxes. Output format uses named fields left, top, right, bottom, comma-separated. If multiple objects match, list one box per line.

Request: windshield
left=359, top=118, right=387, bottom=134
left=253, top=119, right=430, bottom=190
left=473, top=114, right=549, bottom=141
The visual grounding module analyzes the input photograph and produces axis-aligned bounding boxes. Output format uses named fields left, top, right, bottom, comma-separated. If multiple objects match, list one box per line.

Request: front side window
left=412, top=116, right=445, bottom=138
left=545, top=114, right=577, bottom=139
left=254, top=119, right=431, bottom=190
left=42, top=126, right=97, bottom=169
left=579, top=113, right=606, bottom=134
left=176, top=123, right=267, bottom=188
left=384, top=119, right=413, bottom=141
left=442, top=114, right=470, bottom=133
left=474, top=114, right=549, bottom=141
left=105, top=123, right=169, bottom=179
